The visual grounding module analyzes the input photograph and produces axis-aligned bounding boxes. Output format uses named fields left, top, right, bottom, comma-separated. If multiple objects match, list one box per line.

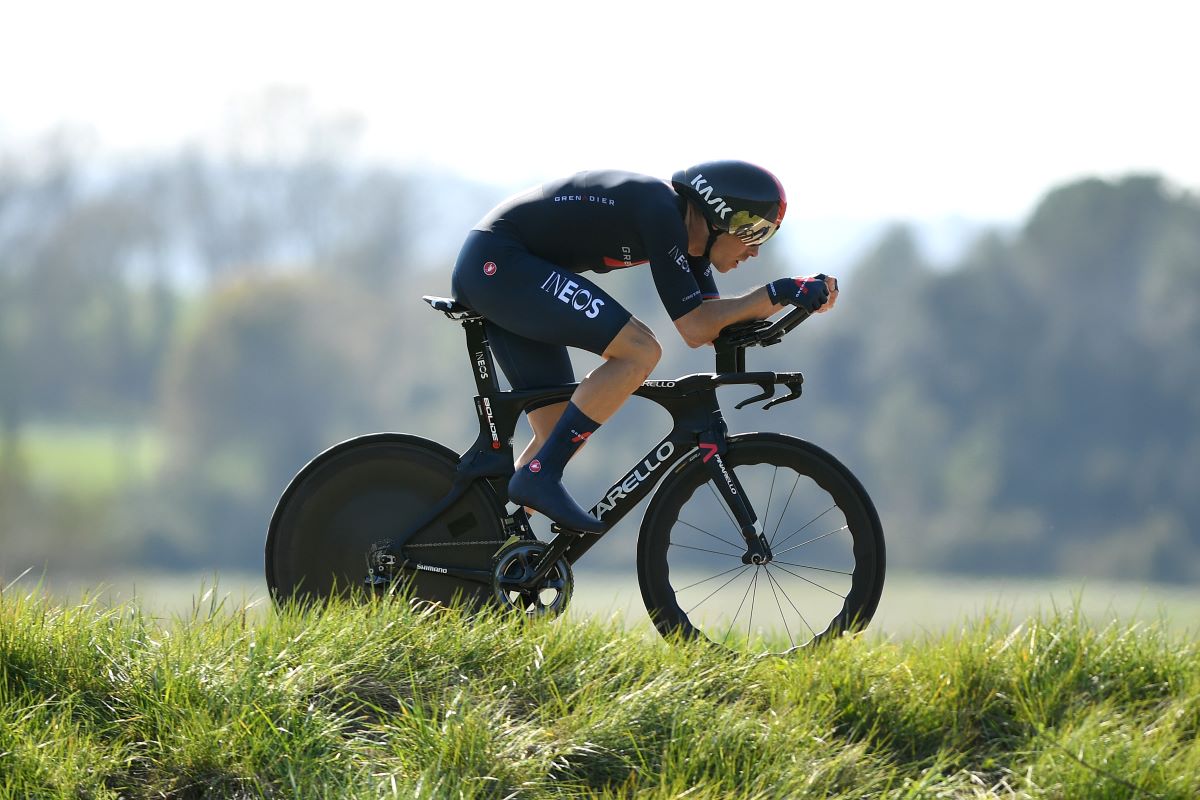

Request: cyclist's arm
left=673, top=288, right=777, bottom=348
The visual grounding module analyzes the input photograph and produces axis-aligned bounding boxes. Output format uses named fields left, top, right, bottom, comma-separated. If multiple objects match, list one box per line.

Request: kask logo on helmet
left=688, top=174, right=732, bottom=220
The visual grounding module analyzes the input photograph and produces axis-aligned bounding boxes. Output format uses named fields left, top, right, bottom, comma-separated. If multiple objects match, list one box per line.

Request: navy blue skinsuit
left=451, top=170, right=718, bottom=405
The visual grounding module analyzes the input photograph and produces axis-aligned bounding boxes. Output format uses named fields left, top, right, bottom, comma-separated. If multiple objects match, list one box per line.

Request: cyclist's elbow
left=675, top=311, right=715, bottom=349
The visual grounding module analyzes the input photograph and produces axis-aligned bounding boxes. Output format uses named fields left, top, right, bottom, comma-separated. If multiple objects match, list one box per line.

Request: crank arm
left=396, top=560, right=493, bottom=587
left=516, top=533, right=576, bottom=591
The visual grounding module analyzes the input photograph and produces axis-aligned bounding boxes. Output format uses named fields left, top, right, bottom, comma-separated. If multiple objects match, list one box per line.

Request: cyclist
left=451, top=160, right=838, bottom=533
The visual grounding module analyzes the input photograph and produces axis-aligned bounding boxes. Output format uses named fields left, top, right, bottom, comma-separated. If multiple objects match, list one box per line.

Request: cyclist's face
left=710, top=233, right=760, bottom=273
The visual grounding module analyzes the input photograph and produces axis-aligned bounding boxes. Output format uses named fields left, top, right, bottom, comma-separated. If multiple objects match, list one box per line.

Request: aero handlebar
left=712, top=306, right=812, bottom=373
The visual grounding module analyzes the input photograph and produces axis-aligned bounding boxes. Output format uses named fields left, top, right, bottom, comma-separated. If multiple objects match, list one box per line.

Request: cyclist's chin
left=714, top=260, right=739, bottom=273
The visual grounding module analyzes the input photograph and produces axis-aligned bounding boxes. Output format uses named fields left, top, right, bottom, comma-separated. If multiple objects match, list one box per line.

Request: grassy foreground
left=2, top=588, right=1198, bottom=799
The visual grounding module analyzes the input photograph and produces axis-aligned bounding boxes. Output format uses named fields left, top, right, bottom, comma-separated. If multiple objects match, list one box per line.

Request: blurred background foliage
left=1, top=109, right=1198, bottom=588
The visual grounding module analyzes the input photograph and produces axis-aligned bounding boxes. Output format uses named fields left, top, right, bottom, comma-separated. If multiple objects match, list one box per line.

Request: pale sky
left=2, top=0, right=1197, bottom=225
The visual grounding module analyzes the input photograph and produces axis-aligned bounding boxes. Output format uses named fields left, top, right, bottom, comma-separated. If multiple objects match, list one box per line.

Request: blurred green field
left=16, top=423, right=164, bottom=494
left=14, top=568, right=1200, bottom=641
left=9, top=423, right=1199, bottom=641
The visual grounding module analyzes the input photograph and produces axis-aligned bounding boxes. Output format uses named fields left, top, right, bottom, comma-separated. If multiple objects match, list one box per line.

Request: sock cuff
left=560, top=402, right=600, bottom=448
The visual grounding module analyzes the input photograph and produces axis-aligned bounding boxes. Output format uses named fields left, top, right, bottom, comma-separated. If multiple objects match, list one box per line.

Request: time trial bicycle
left=265, top=296, right=885, bottom=654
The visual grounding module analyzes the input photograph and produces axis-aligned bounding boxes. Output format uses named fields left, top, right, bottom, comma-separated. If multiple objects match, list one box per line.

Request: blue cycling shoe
left=508, top=467, right=605, bottom=534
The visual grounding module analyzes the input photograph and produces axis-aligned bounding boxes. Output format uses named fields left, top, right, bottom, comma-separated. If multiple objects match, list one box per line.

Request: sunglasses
left=728, top=208, right=783, bottom=245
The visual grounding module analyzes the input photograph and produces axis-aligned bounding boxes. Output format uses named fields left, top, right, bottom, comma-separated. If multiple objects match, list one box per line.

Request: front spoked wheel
left=637, top=433, right=885, bottom=654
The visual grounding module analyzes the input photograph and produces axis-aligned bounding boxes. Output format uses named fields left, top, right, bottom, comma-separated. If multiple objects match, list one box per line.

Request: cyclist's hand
left=767, top=274, right=836, bottom=313
left=819, top=274, right=839, bottom=312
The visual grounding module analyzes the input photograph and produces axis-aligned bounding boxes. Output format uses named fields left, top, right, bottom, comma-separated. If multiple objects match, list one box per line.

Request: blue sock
left=525, top=402, right=600, bottom=481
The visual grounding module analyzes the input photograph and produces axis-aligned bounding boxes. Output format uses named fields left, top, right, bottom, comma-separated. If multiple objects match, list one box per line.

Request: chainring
left=492, top=540, right=573, bottom=617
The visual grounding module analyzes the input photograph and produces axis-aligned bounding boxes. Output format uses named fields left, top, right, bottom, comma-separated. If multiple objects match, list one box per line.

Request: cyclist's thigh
left=452, top=230, right=632, bottom=356
left=485, top=322, right=573, bottom=404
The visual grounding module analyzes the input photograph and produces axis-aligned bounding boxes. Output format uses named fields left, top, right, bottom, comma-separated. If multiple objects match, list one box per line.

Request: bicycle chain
left=402, top=540, right=509, bottom=549
left=401, top=514, right=533, bottom=551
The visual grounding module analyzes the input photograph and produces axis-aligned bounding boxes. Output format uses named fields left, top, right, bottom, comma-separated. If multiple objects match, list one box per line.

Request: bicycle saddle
left=422, top=295, right=482, bottom=320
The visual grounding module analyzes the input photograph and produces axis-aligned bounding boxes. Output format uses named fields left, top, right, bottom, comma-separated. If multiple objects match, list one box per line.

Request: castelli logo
left=483, top=261, right=497, bottom=276
left=528, top=460, right=542, bottom=473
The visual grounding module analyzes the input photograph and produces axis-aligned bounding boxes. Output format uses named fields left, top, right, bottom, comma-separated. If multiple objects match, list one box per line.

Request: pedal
left=503, top=508, right=535, bottom=538
left=549, top=523, right=592, bottom=537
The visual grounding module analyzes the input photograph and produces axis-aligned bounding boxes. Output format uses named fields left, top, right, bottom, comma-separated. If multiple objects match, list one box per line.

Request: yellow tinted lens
left=729, top=210, right=777, bottom=244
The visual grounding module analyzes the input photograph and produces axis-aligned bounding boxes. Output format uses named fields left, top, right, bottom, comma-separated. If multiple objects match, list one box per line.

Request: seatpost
left=462, top=318, right=501, bottom=395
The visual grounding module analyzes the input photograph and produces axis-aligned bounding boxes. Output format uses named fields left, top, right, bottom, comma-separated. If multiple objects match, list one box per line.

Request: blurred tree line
left=790, top=174, right=1200, bottom=582
left=1, top=121, right=1197, bottom=583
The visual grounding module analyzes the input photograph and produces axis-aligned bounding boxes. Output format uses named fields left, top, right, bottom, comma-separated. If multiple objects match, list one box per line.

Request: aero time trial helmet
left=671, top=160, right=787, bottom=245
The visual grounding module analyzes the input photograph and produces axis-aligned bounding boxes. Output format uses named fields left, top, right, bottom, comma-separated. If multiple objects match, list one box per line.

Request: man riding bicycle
left=451, top=160, right=838, bottom=534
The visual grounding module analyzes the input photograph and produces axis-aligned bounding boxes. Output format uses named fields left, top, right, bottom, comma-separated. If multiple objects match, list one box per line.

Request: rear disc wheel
left=265, top=433, right=507, bottom=608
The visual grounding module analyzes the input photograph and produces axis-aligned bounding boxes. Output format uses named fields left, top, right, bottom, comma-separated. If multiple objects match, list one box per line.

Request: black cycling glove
left=767, top=274, right=830, bottom=313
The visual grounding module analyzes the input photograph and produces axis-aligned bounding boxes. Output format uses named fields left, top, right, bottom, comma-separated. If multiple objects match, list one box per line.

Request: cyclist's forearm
left=707, top=287, right=779, bottom=326
left=674, top=288, right=776, bottom=347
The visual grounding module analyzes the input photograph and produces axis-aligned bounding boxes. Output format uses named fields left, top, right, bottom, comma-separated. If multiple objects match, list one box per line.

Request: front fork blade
left=701, top=445, right=772, bottom=564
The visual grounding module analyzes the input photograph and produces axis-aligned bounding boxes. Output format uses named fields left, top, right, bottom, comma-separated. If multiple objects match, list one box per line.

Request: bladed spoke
left=769, top=471, right=803, bottom=546
left=770, top=562, right=846, bottom=600
left=765, top=568, right=796, bottom=649
left=765, top=566, right=817, bottom=638
left=722, top=569, right=758, bottom=646
left=708, top=483, right=739, bottom=532
left=683, top=565, right=751, bottom=616
left=677, top=518, right=744, bottom=552
left=746, top=569, right=759, bottom=645
left=675, top=563, right=750, bottom=593
left=760, top=466, right=779, bottom=540
left=769, top=559, right=852, bottom=576
left=774, top=524, right=850, bottom=558
left=671, top=542, right=743, bottom=559
left=772, top=505, right=839, bottom=551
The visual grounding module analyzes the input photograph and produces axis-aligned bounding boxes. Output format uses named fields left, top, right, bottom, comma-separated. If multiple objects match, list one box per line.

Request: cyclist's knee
left=605, top=318, right=661, bottom=373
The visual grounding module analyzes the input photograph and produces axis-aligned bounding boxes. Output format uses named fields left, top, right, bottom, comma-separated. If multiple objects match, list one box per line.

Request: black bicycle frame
left=376, top=309, right=806, bottom=589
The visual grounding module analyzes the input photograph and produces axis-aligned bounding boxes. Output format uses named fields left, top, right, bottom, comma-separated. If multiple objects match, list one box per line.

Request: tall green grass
left=2, top=584, right=1197, bottom=798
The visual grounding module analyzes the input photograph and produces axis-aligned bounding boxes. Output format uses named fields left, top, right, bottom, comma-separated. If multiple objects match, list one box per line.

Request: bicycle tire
left=265, top=433, right=507, bottom=608
left=637, top=433, right=885, bottom=653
